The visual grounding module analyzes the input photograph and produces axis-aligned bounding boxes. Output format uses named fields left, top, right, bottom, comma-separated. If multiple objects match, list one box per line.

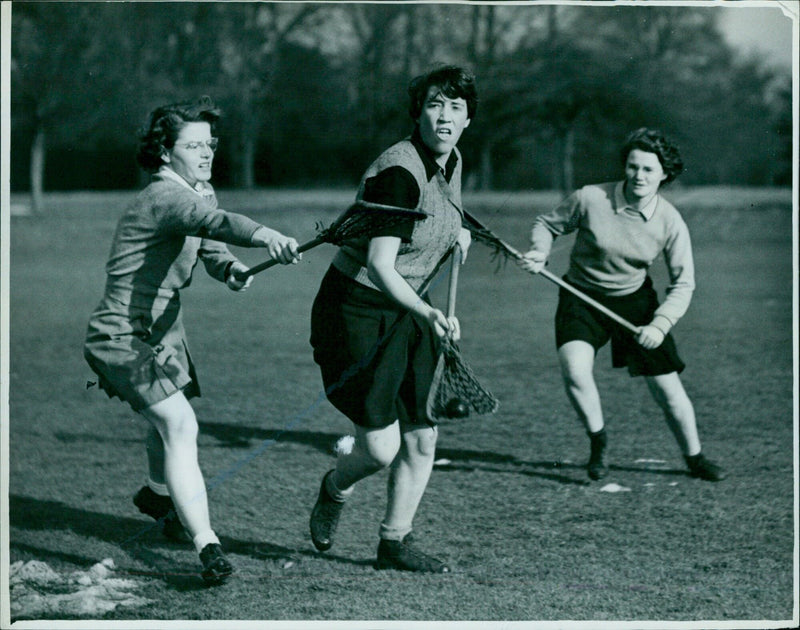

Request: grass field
left=3, top=186, right=797, bottom=626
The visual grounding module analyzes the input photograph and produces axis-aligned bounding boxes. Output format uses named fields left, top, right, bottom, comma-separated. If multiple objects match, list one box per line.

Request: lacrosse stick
left=426, top=244, right=500, bottom=423
left=463, top=211, right=642, bottom=335
left=233, top=201, right=428, bottom=280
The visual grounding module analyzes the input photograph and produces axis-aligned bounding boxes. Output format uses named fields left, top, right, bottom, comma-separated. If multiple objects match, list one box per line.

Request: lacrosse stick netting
left=235, top=201, right=428, bottom=280
left=426, top=245, right=499, bottom=422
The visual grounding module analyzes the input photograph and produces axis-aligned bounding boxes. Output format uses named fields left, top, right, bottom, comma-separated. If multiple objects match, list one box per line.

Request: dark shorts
left=555, top=276, right=685, bottom=377
left=310, top=265, right=438, bottom=428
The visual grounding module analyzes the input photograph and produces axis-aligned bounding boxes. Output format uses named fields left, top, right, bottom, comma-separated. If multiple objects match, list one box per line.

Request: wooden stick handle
left=446, top=244, right=462, bottom=318
left=233, top=236, right=325, bottom=281
left=538, top=268, right=642, bottom=335
left=499, top=237, right=642, bottom=335
left=465, top=209, right=642, bottom=335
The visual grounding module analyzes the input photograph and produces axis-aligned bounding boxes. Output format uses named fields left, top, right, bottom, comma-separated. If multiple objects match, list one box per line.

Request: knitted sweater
left=531, top=181, right=695, bottom=327
left=102, top=173, right=261, bottom=309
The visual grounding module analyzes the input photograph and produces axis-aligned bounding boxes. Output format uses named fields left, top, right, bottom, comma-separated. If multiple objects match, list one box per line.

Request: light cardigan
left=530, top=181, right=695, bottom=331
left=103, top=169, right=262, bottom=307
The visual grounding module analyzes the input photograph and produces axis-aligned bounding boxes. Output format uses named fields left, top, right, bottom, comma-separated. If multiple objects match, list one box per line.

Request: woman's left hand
left=637, top=324, right=665, bottom=349
left=226, top=261, right=254, bottom=292
left=456, top=228, right=471, bottom=263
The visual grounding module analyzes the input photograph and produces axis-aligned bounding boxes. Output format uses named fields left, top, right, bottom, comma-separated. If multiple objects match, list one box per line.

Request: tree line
left=9, top=2, right=792, bottom=212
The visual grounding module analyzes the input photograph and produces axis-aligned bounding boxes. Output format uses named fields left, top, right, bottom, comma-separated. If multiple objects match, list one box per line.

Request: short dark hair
left=136, top=96, right=221, bottom=172
left=620, top=128, right=684, bottom=184
left=408, top=65, right=478, bottom=121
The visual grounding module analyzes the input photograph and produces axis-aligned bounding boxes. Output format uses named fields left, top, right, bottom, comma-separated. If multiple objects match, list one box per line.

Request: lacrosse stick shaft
left=464, top=211, right=641, bottom=335
left=537, top=269, right=642, bottom=335
left=235, top=202, right=428, bottom=282
left=233, top=236, right=325, bottom=281
left=446, top=245, right=462, bottom=318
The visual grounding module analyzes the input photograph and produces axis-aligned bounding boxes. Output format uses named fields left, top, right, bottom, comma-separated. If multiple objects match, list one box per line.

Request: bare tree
left=204, top=3, right=322, bottom=188
left=11, top=3, right=127, bottom=212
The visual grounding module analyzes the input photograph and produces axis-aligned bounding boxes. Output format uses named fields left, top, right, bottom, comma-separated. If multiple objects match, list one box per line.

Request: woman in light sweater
left=308, top=66, right=476, bottom=572
left=519, top=128, right=724, bottom=483
left=84, top=97, right=300, bottom=584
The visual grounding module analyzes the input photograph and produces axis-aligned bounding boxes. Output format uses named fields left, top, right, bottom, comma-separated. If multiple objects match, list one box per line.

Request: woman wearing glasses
left=84, top=96, right=300, bottom=584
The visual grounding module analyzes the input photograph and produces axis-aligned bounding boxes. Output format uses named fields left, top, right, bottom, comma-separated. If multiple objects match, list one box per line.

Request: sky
left=716, top=1, right=796, bottom=68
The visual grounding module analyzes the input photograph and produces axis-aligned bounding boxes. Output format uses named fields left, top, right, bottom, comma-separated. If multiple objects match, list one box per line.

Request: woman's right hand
left=517, top=249, right=547, bottom=273
left=253, top=227, right=301, bottom=265
left=426, top=308, right=459, bottom=341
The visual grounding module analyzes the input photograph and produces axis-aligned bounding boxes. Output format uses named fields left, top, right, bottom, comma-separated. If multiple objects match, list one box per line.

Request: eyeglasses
left=174, top=138, right=219, bottom=152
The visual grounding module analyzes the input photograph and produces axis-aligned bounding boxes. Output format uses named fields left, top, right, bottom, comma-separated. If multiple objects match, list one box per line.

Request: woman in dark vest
left=308, top=66, right=477, bottom=572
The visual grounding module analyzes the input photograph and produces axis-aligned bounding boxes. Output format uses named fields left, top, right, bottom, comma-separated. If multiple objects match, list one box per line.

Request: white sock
left=147, top=479, right=169, bottom=497
left=193, top=530, right=220, bottom=553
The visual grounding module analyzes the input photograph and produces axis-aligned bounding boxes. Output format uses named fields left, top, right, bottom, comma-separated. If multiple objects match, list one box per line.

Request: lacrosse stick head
left=462, top=213, right=521, bottom=268
left=320, top=201, right=429, bottom=246
left=426, top=338, right=499, bottom=423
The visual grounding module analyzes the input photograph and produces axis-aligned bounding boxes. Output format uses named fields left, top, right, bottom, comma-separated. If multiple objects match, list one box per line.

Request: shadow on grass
left=197, top=421, right=340, bottom=453
left=196, top=422, right=690, bottom=484
left=53, top=431, right=141, bottom=445
left=8, top=494, right=371, bottom=590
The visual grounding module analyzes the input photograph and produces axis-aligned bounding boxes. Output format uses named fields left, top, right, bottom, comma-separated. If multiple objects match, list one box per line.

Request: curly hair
left=408, top=65, right=478, bottom=122
left=136, top=96, right=221, bottom=173
left=620, top=128, right=684, bottom=184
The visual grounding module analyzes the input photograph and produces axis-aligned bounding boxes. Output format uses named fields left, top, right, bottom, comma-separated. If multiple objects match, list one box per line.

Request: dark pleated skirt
left=310, top=265, right=437, bottom=427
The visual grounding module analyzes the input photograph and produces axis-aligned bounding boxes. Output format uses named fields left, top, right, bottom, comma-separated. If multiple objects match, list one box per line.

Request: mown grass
left=5, top=186, right=796, bottom=624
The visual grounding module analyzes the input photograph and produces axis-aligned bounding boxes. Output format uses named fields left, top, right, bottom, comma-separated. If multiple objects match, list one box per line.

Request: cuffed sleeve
left=198, top=239, right=238, bottom=281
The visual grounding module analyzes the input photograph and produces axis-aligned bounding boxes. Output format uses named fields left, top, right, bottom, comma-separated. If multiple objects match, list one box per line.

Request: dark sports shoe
left=374, top=535, right=450, bottom=573
left=685, top=453, right=726, bottom=482
left=133, top=486, right=190, bottom=543
left=199, top=543, right=233, bottom=585
left=587, top=429, right=608, bottom=481
left=309, top=470, right=345, bottom=551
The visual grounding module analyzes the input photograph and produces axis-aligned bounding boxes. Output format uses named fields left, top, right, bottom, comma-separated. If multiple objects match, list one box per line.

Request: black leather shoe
left=133, top=486, right=190, bottom=543
left=685, top=453, right=726, bottom=481
left=374, top=535, right=450, bottom=573
left=309, top=470, right=345, bottom=551
left=587, top=430, right=608, bottom=481
left=199, top=543, right=233, bottom=585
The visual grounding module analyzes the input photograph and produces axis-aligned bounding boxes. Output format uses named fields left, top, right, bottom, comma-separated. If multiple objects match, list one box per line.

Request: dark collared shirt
left=361, top=127, right=458, bottom=241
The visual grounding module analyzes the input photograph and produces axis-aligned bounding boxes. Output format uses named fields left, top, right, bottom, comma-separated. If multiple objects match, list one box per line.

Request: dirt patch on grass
left=10, top=558, right=152, bottom=621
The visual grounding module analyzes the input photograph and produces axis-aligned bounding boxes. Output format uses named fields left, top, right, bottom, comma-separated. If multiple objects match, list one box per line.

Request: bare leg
left=382, top=423, right=438, bottom=539
left=140, top=392, right=213, bottom=542
left=333, top=421, right=402, bottom=492
left=644, top=372, right=701, bottom=456
left=558, top=340, right=604, bottom=432
left=310, top=421, right=401, bottom=552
